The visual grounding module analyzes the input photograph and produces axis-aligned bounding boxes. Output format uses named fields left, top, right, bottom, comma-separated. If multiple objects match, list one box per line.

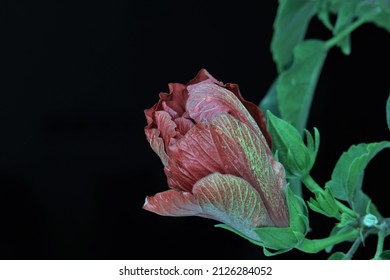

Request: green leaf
left=308, top=187, right=341, bottom=219
left=354, top=192, right=382, bottom=218
left=321, top=0, right=390, bottom=34
left=317, top=0, right=335, bottom=30
left=327, top=141, right=390, bottom=214
left=215, top=224, right=264, bottom=247
left=267, top=111, right=314, bottom=177
left=253, top=186, right=308, bottom=251
left=337, top=212, right=358, bottom=228
left=308, top=199, right=328, bottom=216
left=386, top=93, right=390, bottom=131
left=379, top=250, right=390, bottom=260
left=287, top=176, right=303, bottom=199
left=356, top=0, right=390, bottom=32
left=328, top=251, right=350, bottom=260
left=217, top=186, right=308, bottom=254
left=332, top=0, right=359, bottom=55
left=286, top=185, right=309, bottom=234
left=259, top=79, right=281, bottom=117
left=304, top=127, right=320, bottom=169
left=277, top=40, right=327, bottom=134
left=254, top=227, right=305, bottom=250
left=263, top=246, right=292, bottom=257
left=271, top=0, right=317, bottom=72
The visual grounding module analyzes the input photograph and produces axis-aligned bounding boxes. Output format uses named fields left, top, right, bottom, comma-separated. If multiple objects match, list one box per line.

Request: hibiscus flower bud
left=143, top=69, right=289, bottom=241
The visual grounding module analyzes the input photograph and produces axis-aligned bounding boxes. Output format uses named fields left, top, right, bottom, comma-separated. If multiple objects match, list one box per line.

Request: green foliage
left=259, top=79, right=280, bottom=117
left=331, top=0, right=359, bottom=54
left=254, top=186, right=309, bottom=255
left=319, top=0, right=390, bottom=45
left=266, top=0, right=389, bottom=134
left=255, top=227, right=304, bottom=252
left=304, top=127, right=320, bottom=167
left=378, top=250, right=390, bottom=260
left=308, top=187, right=341, bottom=219
left=326, top=141, right=390, bottom=215
left=328, top=251, right=350, bottom=260
left=258, top=0, right=390, bottom=260
left=325, top=225, right=355, bottom=253
left=356, top=0, right=390, bottom=32
left=267, top=111, right=320, bottom=177
left=317, top=0, right=336, bottom=30
left=387, top=94, right=390, bottom=131
left=337, top=212, right=358, bottom=228
left=277, top=40, right=327, bottom=134
left=271, top=0, right=317, bottom=72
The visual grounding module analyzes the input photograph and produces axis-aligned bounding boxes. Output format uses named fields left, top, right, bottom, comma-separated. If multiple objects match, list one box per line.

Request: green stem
left=301, top=174, right=322, bottom=194
left=302, top=174, right=356, bottom=217
left=336, top=201, right=356, bottom=218
left=324, top=16, right=367, bottom=50
left=296, top=229, right=359, bottom=254
left=373, top=230, right=385, bottom=259
left=346, top=237, right=362, bottom=259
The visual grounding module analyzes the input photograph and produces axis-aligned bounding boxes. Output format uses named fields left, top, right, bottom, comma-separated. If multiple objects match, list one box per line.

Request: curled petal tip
left=143, top=197, right=149, bottom=208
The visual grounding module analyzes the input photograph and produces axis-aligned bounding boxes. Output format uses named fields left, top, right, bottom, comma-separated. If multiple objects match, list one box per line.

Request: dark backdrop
left=1, top=1, right=389, bottom=260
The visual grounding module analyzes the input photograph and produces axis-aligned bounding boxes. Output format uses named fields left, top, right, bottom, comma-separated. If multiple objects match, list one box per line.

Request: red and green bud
left=143, top=69, right=289, bottom=241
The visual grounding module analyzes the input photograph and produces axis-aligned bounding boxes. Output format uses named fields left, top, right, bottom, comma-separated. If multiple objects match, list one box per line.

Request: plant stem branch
left=296, top=229, right=359, bottom=254
left=373, top=230, right=385, bottom=259
left=301, top=174, right=322, bottom=194
left=346, top=237, right=362, bottom=259
left=324, top=17, right=367, bottom=50
left=301, top=174, right=356, bottom=217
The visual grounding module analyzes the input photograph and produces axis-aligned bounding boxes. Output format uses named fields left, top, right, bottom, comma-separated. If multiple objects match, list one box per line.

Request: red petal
left=225, top=83, right=272, bottom=148
left=187, top=68, right=223, bottom=86
left=161, top=83, right=188, bottom=117
left=163, top=114, right=288, bottom=227
left=174, top=117, right=195, bottom=137
left=186, top=69, right=272, bottom=148
left=143, top=189, right=201, bottom=216
left=164, top=122, right=226, bottom=192
left=143, top=173, right=273, bottom=241
left=144, top=127, right=169, bottom=166
left=154, top=111, right=177, bottom=147
left=144, top=82, right=189, bottom=132
left=186, top=82, right=270, bottom=151
left=193, top=173, right=273, bottom=239
left=209, top=114, right=289, bottom=227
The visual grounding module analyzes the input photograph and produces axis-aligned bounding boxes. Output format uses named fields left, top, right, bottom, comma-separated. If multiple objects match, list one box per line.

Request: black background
left=1, top=1, right=389, bottom=260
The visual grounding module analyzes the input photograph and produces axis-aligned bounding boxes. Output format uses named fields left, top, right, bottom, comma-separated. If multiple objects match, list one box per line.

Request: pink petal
left=174, top=117, right=195, bottom=137
left=164, top=122, right=225, bottom=192
left=209, top=114, right=289, bottom=227
left=162, top=101, right=178, bottom=119
left=193, top=173, right=273, bottom=240
left=163, top=114, right=288, bottom=227
left=143, top=189, right=201, bottom=216
left=187, top=68, right=223, bottom=87
left=186, top=69, right=270, bottom=148
left=161, top=83, right=188, bottom=117
left=224, top=83, right=272, bottom=148
left=143, top=173, right=272, bottom=241
left=186, top=82, right=270, bottom=150
left=144, top=128, right=169, bottom=166
left=154, top=111, right=177, bottom=147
